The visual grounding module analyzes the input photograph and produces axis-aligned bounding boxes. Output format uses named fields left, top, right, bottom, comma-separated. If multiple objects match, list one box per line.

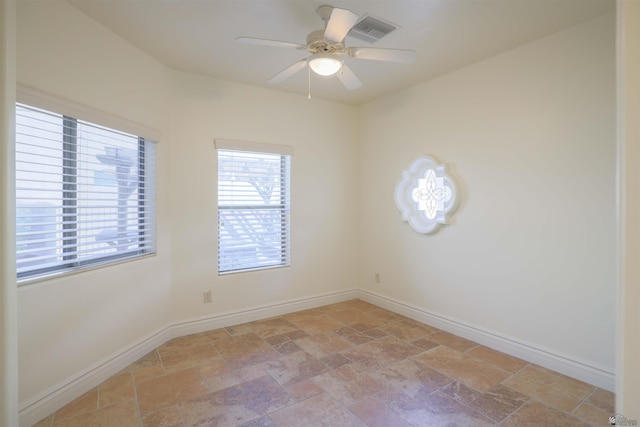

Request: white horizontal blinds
left=16, top=103, right=156, bottom=280
left=218, top=148, right=291, bottom=273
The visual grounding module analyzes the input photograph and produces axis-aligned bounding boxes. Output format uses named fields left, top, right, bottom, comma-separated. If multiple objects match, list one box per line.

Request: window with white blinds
left=217, top=141, right=291, bottom=274
left=16, top=103, right=156, bottom=281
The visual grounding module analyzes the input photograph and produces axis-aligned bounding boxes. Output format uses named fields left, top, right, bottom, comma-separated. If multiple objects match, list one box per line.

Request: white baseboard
left=172, top=289, right=359, bottom=338
left=356, top=289, right=615, bottom=392
left=18, top=288, right=358, bottom=427
left=19, top=287, right=614, bottom=426
left=18, top=326, right=172, bottom=427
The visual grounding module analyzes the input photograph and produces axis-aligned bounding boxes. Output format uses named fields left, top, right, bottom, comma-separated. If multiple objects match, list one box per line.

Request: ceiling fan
left=236, top=5, right=416, bottom=91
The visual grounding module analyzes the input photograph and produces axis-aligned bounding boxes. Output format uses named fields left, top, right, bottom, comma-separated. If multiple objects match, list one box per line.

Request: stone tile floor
left=33, top=299, right=614, bottom=427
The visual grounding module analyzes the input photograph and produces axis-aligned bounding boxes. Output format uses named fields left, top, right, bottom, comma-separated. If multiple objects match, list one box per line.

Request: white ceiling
left=66, top=0, right=614, bottom=106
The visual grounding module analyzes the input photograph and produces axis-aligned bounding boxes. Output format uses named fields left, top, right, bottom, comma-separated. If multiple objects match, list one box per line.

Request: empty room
left=1, top=0, right=639, bottom=426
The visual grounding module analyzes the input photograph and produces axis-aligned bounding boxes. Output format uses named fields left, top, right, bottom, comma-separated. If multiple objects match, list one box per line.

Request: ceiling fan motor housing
left=306, top=29, right=344, bottom=54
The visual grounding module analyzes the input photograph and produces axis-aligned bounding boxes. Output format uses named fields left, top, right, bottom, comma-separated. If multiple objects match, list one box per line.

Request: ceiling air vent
left=348, top=15, right=397, bottom=44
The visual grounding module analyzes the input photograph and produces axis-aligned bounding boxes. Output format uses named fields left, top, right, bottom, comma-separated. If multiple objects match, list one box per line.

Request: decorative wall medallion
left=395, top=156, right=459, bottom=234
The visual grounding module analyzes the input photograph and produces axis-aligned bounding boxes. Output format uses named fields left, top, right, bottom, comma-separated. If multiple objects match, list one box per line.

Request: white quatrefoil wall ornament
left=395, top=156, right=459, bottom=234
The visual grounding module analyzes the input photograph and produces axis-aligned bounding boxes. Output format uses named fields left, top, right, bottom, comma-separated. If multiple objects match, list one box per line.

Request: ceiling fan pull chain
left=308, top=66, right=312, bottom=99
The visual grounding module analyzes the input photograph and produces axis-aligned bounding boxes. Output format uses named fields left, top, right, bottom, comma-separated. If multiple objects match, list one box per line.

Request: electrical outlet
left=375, top=273, right=380, bottom=284
left=203, top=290, right=212, bottom=303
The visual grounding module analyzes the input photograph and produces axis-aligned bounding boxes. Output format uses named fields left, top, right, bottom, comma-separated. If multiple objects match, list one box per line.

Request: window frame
left=16, top=86, right=158, bottom=283
left=215, top=139, right=293, bottom=275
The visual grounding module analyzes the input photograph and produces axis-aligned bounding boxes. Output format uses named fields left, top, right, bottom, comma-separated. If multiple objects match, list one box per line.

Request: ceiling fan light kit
left=236, top=4, right=416, bottom=92
left=308, top=54, right=343, bottom=76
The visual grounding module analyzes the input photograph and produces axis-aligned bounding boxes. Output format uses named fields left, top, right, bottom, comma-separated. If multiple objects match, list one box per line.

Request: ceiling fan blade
left=337, top=64, right=362, bottom=90
left=324, top=7, right=359, bottom=43
left=346, top=47, right=417, bottom=63
left=236, top=37, right=306, bottom=50
left=268, top=60, right=308, bottom=84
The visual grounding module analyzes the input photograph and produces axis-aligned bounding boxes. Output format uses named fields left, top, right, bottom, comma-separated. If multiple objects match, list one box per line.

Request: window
left=216, top=139, right=292, bottom=274
left=16, top=103, right=156, bottom=281
left=395, top=156, right=459, bottom=234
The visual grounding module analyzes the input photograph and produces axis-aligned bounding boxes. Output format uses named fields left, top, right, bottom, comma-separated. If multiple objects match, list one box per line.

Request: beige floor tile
left=133, top=364, right=166, bottom=384
left=249, top=318, right=300, bottom=338
left=225, top=324, right=253, bottom=336
left=440, top=380, right=483, bottom=404
left=574, top=402, right=613, bottom=426
left=501, top=400, right=590, bottom=427
left=502, top=365, right=594, bottom=413
left=343, top=299, right=380, bottom=312
left=159, top=331, right=225, bottom=353
left=272, top=340, right=303, bottom=355
left=348, top=397, right=412, bottom=427
left=529, top=364, right=564, bottom=376
left=398, top=391, right=494, bottom=427
left=428, top=331, right=478, bottom=352
left=466, top=346, right=528, bottom=373
left=342, top=336, right=422, bottom=371
left=202, top=363, right=270, bottom=393
left=289, top=316, right=345, bottom=335
left=374, top=356, right=451, bottom=399
left=122, top=350, right=162, bottom=373
left=374, top=384, right=418, bottom=410
left=99, top=372, right=135, bottom=407
left=263, top=334, right=290, bottom=346
left=159, top=343, right=222, bottom=373
left=418, top=346, right=511, bottom=392
left=269, top=393, right=366, bottom=427
left=362, top=328, right=389, bottom=339
left=295, top=332, right=353, bottom=359
left=180, top=375, right=293, bottom=427
left=140, top=405, right=184, bottom=427
left=240, top=416, right=278, bottom=427
left=333, top=326, right=361, bottom=338
left=52, top=400, right=140, bottom=427
left=258, top=329, right=307, bottom=354
left=468, top=384, right=529, bottom=422
left=324, top=308, right=370, bottom=324
left=53, top=388, right=98, bottom=421
left=321, top=353, right=352, bottom=369
left=200, top=328, right=231, bottom=342
left=383, top=319, right=438, bottom=341
left=31, top=415, right=53, bottom=427
left=312, top=364, right=386, bottom=405
left=286, top=330, right=309, bottom=340
left=327, top=309, right=387, bottom=330
left=136, top=367, right=209, bottom=414
left=214, top=333, right=279, bottom=369
left=410, top=338, right=439, bottom=351
left=586, top=387, right=615, bottom=413
left=367, top=308, right=405, bottom=323
left=284, top=379, right=324, bottom=401
left=265, top=350, right=328, bottom=386
left=197, top=357, right=232, bottom=378
left=341, top=333, right=375, bottom=345
left=351, top=321, right=388, bottom=333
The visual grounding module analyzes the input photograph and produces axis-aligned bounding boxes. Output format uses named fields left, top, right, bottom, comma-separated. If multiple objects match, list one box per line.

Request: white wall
left=167, top=73, right=359, bottom=323
left=16, top=0, right=359, bottom=415
left=359, top=12, right=616, bottom=379
left=16, top=0, right=175, bottom=406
